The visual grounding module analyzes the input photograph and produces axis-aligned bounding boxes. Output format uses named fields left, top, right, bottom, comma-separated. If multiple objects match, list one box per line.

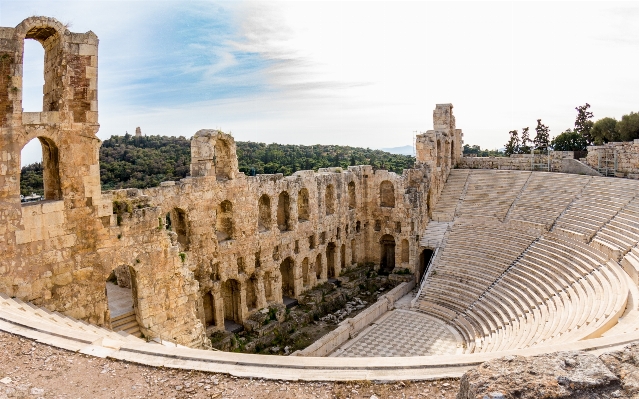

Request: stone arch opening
left=264, top=271, right=275, bottom=303
left=356, top=221, right=361, bottom=233
left=246, top=275, right=258, bottom=311
left=280, top=257, right=295, bottom=298
left=380, top=180, right=395, bottom=208
left=401, top=239, right=409, bottom=264
left=380, top=234, right=396, bottom=273
left=325, top=184, right=335, bottom=215
left=437, top=139, right=442, bottom=167
left=22, top=37, right=44, bottom=112
left=258, top=194, right=271, bottom=232
left=216, top=200, right=233, bottom=241
left=315, top=253, right=323, bottom=280
left=327, top=242, right=336, bottom=278
left=418, top=248, right=435, bottom=281
left=106, top=265, right=140, bottom=335
left=277, top=191, right=292, bottom=231
left=340, top=244, right=346, bottom=269
left=20, top=20, right=65, bottom=113
left=297, top=188, right=310, bottom=221
left=214, top=138, right=233, bottom=180
left=221, top=279, right=242, bottom=325
left=351, top=239, right=357, bottom=264
left=302, top=257, right=310, bottom=288
left=202, top=291, right=216, bottom=328
left=348, top=181, right=356, bottom=209
left=169, top=208, right=190, bottom=250
left=20, top=137, right=61, bottom=202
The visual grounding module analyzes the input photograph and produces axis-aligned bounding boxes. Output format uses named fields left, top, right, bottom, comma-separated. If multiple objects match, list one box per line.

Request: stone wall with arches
left=0, top=17, right=461, bottom=349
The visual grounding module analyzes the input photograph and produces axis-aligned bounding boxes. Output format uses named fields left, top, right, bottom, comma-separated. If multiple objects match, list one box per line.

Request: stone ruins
left=0, top=17, right=460, bottom=348
left=4, top=16, right=639, bottom=386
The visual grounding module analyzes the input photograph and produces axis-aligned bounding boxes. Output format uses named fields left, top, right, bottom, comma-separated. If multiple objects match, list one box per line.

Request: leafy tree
left=19, top=162, right=44, bottom=196
left=617, top=112, right=639, bottom=142
left=590, top=117, right=619, bottom=145
left=533, top=119, right=550, bottom=151
left=504, top=130, right=520, bottom=156
left=519, top=127, right=532, bottom=154
left=574, top=103, right=594, bottom=144
left=550, top=129, right=587, bottom=151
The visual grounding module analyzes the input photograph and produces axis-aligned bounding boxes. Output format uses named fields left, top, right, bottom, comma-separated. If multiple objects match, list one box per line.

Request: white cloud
left=8, top=1, right=639, bottom=166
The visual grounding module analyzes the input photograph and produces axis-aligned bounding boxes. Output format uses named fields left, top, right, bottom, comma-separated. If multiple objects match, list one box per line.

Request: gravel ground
left=0, top=330, right=460, bottom=399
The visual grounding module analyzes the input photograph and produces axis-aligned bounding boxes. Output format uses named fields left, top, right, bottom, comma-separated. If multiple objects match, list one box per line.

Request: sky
left=3, top=1, right=639, bottom=165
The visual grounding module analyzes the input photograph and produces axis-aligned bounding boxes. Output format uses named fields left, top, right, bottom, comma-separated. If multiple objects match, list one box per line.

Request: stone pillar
left=239, top=280, right=249, bottom=322
left=255, top=274, right=267, bottom=310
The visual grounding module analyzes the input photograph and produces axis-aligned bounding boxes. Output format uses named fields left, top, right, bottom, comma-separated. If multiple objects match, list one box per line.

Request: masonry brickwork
left=0, top=17, right=462, bottom=348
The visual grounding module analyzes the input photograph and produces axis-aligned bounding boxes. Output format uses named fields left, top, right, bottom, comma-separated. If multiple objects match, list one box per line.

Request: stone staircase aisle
left=111, top=311, right=142, bottom=338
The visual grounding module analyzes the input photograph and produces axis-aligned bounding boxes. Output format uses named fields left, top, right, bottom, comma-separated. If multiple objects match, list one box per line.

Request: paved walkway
left=106, top=282, right=134, bottom=318
left=331, top=309, right=462, bottom=357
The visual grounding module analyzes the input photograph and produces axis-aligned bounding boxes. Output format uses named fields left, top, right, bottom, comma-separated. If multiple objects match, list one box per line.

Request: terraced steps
left=111, top=311, right=142, bottom=338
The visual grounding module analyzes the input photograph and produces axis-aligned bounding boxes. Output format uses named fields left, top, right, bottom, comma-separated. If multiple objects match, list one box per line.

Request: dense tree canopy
left=462, top=144, right=504, bottom=157
left=617, top=112, right=639, bottom=142
left=550, top=129, right=587, bottom=151
left=591, top=117, right=620, bottom=145
left=20, top=134, right=416, bottom=194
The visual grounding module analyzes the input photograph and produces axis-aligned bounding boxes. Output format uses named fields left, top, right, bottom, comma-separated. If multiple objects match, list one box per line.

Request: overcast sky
left=3, top=1, right=639, bottom=165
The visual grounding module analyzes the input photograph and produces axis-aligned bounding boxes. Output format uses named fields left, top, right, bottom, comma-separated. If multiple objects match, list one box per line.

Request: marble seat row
left=457, top=170, right=531, bottom=220
left=430, top=169, right=470, bottom=222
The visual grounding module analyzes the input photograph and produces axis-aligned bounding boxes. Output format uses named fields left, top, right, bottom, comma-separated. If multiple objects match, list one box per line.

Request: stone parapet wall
left=458, top=152, right=601, bottom=176
left=293, top=280, right=415, bottom=357
left=586, top=141, right=639, bottom=178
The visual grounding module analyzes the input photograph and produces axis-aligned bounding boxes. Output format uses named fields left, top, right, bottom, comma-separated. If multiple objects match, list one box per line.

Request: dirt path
left=0, top=330, right=459, bottom=399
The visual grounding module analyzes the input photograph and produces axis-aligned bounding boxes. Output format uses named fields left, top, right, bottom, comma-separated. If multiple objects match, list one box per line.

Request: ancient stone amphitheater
left=1, top=16, right=639, bottom=381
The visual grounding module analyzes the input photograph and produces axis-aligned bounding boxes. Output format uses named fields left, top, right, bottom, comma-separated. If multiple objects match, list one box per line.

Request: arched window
left=302, top=257, right=310, bottom=288
left=258, top=194, right=271, bottom=232
left=216, top=200, right=233, bottom=241
left=277, top=191, right=291, bottom=231
left=298, top=188, right=310, bottom=221
left=348, top=181, right=356, bottom=209
left=279, top=257, right=296, bottom=298
left=325, top=184, right=335, bottom=215
left=380, top=180, right=395, bottom=208
left=169, top=208, right=190, bottom=250
left=22, top=36, right=44, bottom=112
left=20, top=137, right=61, bottom=202
left=380, top=234, right=396, bottom=273
left=401, top=239, right=409, bottom=263
left=214, top=138, right=233, bottom=180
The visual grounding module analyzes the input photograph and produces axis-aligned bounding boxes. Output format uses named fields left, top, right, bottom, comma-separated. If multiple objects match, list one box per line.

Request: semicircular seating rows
left=416, top=169, right=639, bottom=354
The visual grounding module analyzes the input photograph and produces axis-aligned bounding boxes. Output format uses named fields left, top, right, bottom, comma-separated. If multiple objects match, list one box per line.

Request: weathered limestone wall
left=0, top=17, right=460, bottom=348
left=586, top=141, right=639, bottom=178
left=459, top=152, right=601, bottom=176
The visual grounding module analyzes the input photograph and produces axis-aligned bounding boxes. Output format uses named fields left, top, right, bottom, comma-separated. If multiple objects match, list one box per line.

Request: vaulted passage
left=418, top=248, right=434, bottom=282
left=380, top=234, right=396, bottom=273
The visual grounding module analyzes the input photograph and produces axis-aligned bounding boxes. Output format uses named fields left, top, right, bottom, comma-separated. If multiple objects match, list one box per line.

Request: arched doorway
left=277, top=191, right=291, bottom=231
left=298, top=188, right=310, bottom=221
left=315, top=253, right=323, bottom=280
left=379, top=235, right=396, bottom=273
left=202, top=292, right=216, bottom=328
left=418, top=248, right=435, bottom=281
left=327, top=242, right=336, bottom=277
left=258, top=194, right=271, bottom=232
left=106, top=265, right=141, bottom=337
left=280, top=257, right=295, bottom=298
left=221, top=279, right=242, bottom=327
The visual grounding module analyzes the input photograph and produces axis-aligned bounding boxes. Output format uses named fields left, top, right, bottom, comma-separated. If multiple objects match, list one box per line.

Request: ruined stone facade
left=586, top=140, right=639, bottom=178
left=0, top=17, right=462, bottom=348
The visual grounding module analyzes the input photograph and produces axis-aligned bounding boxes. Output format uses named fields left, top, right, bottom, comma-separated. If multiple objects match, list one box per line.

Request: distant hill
left=379, top=145, right=414, bottom=156
left=20, top=134, right=416, bottom=194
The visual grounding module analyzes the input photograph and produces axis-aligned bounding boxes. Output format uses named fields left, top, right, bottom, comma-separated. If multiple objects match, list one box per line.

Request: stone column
left=255, top=274, right=267, bottom=309
left=211, top=283, right=224, bottom=330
